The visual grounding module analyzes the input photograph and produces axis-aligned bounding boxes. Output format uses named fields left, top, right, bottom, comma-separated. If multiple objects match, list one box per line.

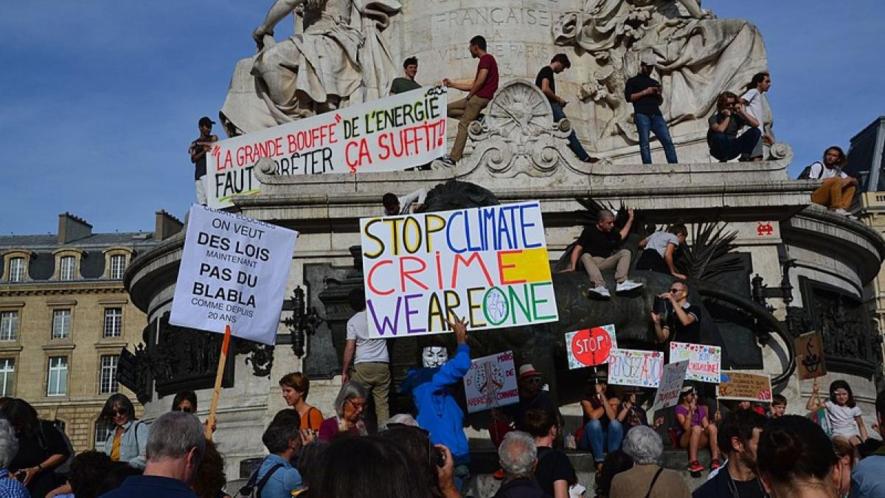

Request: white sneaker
left=834, top=208, right=849, bottom=216
left=616, top=280, right=643, bottom=293
left=587, top=285, right=611, bottom=298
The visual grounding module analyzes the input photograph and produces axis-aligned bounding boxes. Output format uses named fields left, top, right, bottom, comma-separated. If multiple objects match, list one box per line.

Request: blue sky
left=1, top=1, right=883, bottom=235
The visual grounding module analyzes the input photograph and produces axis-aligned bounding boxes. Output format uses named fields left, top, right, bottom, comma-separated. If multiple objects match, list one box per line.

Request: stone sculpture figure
left=221, top=0, right=401, bottom=134
left=555, top=0, right=768, bottom=145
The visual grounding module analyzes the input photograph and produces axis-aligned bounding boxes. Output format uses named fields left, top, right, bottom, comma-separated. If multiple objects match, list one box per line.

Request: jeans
left=582, top=419, right=624, bottom=462
left=709, top=128, right=762, bottom=162
left=551, top=102, right=591, bottom=161
left=634, top=112, right=678, bottom=164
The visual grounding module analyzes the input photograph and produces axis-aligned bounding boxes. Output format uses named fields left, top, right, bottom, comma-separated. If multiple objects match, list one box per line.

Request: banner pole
left=205, top=324, right=232, bottom=440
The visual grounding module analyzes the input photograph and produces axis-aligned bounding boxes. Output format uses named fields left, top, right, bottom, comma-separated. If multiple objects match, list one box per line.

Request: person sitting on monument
left=579, top=375, right=625, bottom=469
left=382, top=188, right=427, bottom=216
left=535, top=53, right=598, bottom=163
left=442, top=35, right=499, bottom=166
left=491, top=364, right=561, bottom=449
left=565, top=209, right=643, bottom=298
left=806, top=145, right=858, bottom=216
left=341, top=287, right=390, bottom=429
left=390, top=56, right=421, bottom=95
left=650, top=280, right=701, bottom=357
left=673, top=385, right=721, bottom=474
left=707, top=92, right=762, bottom=162
left=318, top=381, right=369, bottom=441
left=636, top=224, right=688, bottom=279
left=624, top=52, right=678, bottom=165
left=279, top=372, right=324, bottom=432
left=98, top=394, right=149, bottom=469
left=740, top=72, right=774, bottom=161
left=188, top=116, right=218, bottom=206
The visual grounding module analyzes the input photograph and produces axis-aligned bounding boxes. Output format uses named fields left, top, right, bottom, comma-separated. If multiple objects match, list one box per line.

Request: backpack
left=235, top=462, right=284, bottom=498
left=798, top=161, right=823, bottom=180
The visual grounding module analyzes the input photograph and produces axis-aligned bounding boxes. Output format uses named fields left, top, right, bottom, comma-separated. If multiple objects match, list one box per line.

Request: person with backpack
left=99, top=394, right=149, bottom=469
left=245, top=410, right=304, bottom=498
left=804, top=145, right=858, bottom=216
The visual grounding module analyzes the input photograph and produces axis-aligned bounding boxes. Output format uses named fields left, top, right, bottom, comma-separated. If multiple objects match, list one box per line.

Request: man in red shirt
left=442, top=35, right=499, bottom=165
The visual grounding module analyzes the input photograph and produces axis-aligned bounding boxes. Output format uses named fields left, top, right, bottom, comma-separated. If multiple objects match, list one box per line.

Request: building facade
left=0, top=211, right=180, bottom=451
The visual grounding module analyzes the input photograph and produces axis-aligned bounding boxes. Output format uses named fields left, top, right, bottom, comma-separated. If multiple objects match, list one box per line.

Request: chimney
left=57, top=212, right=93, bottom=244
left=155, top=210, right=184, bottom=241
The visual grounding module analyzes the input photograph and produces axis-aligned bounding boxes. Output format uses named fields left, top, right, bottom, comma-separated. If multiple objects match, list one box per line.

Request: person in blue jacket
left=403, top=317, right=472, bottom=492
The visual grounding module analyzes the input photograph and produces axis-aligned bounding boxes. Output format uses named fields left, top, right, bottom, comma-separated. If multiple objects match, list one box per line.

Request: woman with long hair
left=1, top=398, right=71, bottom=498
left=98, top=393, right=149, bottom=468
left=758, top=415, right=841, bottom=498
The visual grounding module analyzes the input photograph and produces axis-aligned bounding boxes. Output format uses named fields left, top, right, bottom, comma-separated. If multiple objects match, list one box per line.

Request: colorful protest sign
left=669, top=342, right=722, bottom=384
left=464, top=350, right=519, bottom=413
left=170, top=205, right=298, bottom=345
left=359, top=201, right=557, bottom=338
left=796, top=331, right=827, bottom=380
left=717, top=371, right=773, bottom=402
left=652, top=360, right=689, bottom=410
left=607, top=348, right=664, bottom=388
left=206, top=86, right=447, bottom=208
left=565, top=325, right=618, bottom=369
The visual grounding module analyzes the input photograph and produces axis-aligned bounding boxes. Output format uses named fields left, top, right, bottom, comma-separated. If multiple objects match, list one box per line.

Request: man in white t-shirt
left=807, top=146, right=857, bottom=216
left=382, top=188, right=427, bottom=216
left=740, top=72, right=773, bottom=161
left=342, top=288, right=390, bottom=427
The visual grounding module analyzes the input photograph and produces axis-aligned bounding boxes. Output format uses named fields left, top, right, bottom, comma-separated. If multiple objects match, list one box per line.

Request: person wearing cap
left=390, top=56, right=421, bottom=95
left=491, top=364, right=561, bottom=448
left=535, top=54, right=597, bottom=163
left=188, top=116, right=219, bottom=205
left=579, top=374, right=624, bottom=468
left=624, top=52, right=678, bottom=164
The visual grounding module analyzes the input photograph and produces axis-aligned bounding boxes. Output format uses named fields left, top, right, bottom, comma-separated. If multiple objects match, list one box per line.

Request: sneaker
left=493, top=468, right=505, bottom=480
left=439, top=155, right=457, bottom=167
left=587, top=285, right=611, bottom=298
left=710, top=458, right=721, bottom=471
left=687, top=460, right=704, bottom=473
left=834, top=208, right=849, bottom=216
left=615, top=279, right=643, bottom=293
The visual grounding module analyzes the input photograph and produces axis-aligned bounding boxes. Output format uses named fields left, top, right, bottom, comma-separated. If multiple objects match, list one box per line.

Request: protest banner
left=206, top=86, right=447, bottom=208
left=651, top=360, right=689, bottom=410
left=669, top=342, right=722, bottom=384
left=795, top=331, right=827, bottom=380
left=565, top=325, right=618, bottom=369
left=359, top=201, right=557, bottom=338
left=464, top=350, right=519, bottom=413
left=717, top=371, right=773, bottom=402
left=169, top=205, right=298, bottom=438
left=607, top=348, right=664, bottom=388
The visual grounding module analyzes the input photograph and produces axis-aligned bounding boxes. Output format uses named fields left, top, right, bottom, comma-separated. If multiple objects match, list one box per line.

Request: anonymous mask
left=422, top=346, right=448, bottom=368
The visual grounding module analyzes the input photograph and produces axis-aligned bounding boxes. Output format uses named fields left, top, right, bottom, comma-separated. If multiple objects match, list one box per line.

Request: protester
left=318, top=381, right=369, bottom=441
left=693, top=410, right=767, bottom=498
left=380, top=425, right=461, bottom=498
left=830, top=437, right=856, bottom=498
left=492, top=364, right=560, bottom=447
left=0, top=418, right=30, bottom=498
left=101, top=411, right=205, bottom=498
left=636, top=224, right=687, bottom=278
left=307, top=436, right=439, bottom=498
left=252, top=410, right=304, bottom=498
left=673, top=386, right=720, bottom=473
left=595, top=450, right=633, bottom=498
left=524, top=409, right=578, bottom=498
left=610, top=426, right=690, bottom=498
left=188, top=116, right=219, bottom=205
left=620, top=389, right=660, bottom=430
left=740, top=72, right=774, bottom=161
left=807, top=146, right=858, bottom=216
left=535, top=53, right=596, bottom=163
left=851, top=389, right=885, bottom=497
left=806, top=378, right=868, bottom=446
left=384, top=413, right=420, bottom=429
left=651, top=280, right=701, bottom=354
left=770, top=394, right=787, bottom=419
left=55, top=451, right=114, bottom=498
left=98, top=393, right=149, bottom=469
left=390, top=56, right=421, bottom=95
left=192, top=440, right=229, bottom=498
left=707, top=91, right=761, bottom=162
left=757, top=415, right=840, bottom=498
left=382, top=188, right=427, bottom=216
left=342, top=287, right=390, bottom=428
left=493, top=431, right=547, bottom=498
left=579, top=377, right=625, bottom=469
left=443, top=35, right=499, bottom=165
left=402, top=317, right=472, bottom=491
left=624, top=52, right=678, bottom=164
left=565, top=209, right=643, bottom=298
left=279, top=372, right=324, bottom=431
left=2, top=398, right=70, bottom=498
left=172, top=391, right=198, bottom=413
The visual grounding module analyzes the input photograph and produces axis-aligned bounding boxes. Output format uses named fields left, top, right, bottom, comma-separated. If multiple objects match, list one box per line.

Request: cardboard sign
left=652, top=360, right=689, bottom=410
left=565, top=325, right=618, bottom=369
left=169, top=205, right=298, bottom=345
left=360, top=201, right=557, bottom=338
left=206, top=86, right=447, bottom=208
left=607, top=348, right=665, bottom=388
left=464, top=351, right=519, bottom=413
left=669, top=342, right=722, bottom=384
left=796, top=331, right=827, bottom=380
left=717, top=371, right=773, bottom=402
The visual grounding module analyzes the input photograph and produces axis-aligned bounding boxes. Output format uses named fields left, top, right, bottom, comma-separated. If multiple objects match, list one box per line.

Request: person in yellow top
left=99, top=394, right=148, bottom=469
